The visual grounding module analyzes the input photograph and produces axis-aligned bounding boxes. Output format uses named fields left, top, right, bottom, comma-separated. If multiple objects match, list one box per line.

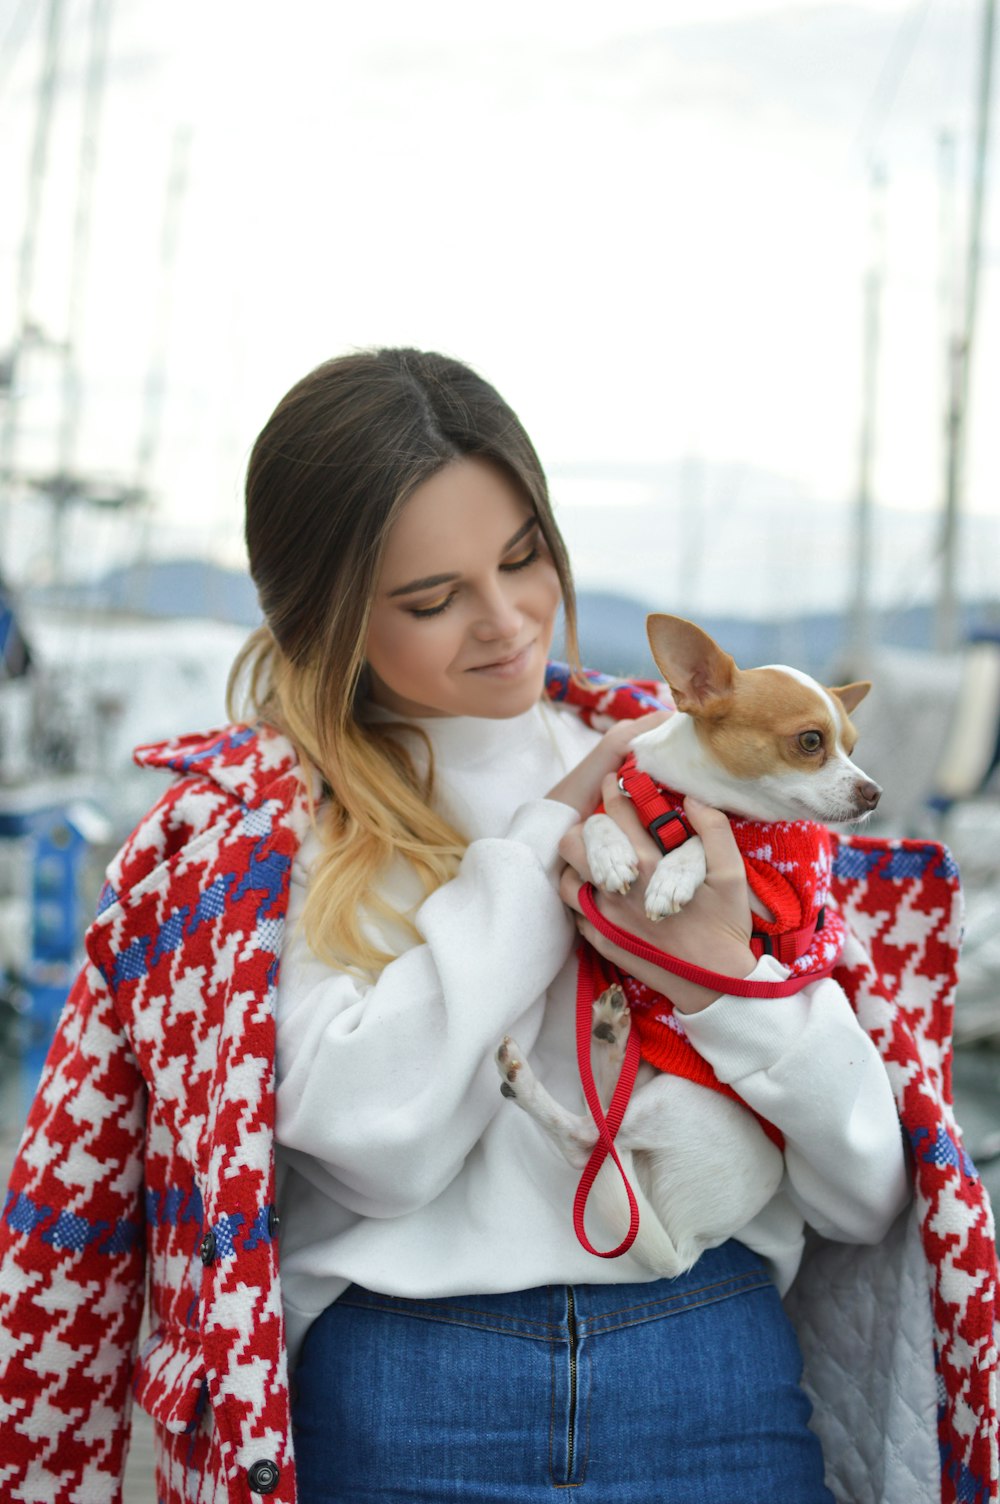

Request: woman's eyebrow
left=387, top=517, right=538, bottom=598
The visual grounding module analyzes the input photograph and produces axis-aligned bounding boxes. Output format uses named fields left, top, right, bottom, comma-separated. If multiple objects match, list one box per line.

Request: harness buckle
left=647, top=810, right=693, bottom=855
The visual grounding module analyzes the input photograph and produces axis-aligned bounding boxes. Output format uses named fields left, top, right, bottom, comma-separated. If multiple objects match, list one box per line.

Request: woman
left=0, top=349, right=992, bottom=1504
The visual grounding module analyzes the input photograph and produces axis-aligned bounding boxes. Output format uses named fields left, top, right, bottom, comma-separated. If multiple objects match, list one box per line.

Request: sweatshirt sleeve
left=274, top=798, right=579, bottom=1219
left=681, top=959, right=910, bottom=1245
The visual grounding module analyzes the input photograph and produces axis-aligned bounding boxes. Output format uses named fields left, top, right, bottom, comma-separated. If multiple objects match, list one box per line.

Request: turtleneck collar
left=360, top=698, right=555, bottom=770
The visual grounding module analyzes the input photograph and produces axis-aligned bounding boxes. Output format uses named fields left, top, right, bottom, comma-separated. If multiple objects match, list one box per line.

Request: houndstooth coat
left=0, top=668, right=996, bottom=1503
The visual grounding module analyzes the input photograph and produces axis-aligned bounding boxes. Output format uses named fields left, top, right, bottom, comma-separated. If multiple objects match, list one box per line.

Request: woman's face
left=365, top=457, right=563, bottom=718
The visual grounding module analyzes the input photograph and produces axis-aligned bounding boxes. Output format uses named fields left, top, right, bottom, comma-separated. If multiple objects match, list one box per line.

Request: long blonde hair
left=228, top=348, right=580, bottom=974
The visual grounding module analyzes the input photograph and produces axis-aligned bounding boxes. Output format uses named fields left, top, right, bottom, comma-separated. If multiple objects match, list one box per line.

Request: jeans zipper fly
left=566, top=1285, right=578, bottom=1481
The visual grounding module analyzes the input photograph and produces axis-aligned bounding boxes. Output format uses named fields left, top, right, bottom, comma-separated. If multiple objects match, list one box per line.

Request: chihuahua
left=583, top=613, right=879, bottom=921
left=496, top=614, right=881, bottom=1277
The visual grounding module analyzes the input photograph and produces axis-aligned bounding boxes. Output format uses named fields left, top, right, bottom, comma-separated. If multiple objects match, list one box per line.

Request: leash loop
left=573, top=944, right=643, bottom=1257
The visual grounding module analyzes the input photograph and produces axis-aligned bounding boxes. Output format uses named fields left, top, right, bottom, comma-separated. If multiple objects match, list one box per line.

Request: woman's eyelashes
left=408, top=546, right=541, bottom=619
left=503, top=544, right=541, bottom=573
left=409, top=593, right=457, bottom=619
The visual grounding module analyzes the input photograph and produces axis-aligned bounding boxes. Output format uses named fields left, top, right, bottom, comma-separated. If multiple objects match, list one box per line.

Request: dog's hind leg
left=495, top=1036, right=598, bottom=1170
left=590, top=983, right=633, bottom=1107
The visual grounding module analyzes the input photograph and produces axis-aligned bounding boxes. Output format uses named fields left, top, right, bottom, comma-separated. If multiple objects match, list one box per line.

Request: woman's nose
left=472, top=582, right=524, bottom=640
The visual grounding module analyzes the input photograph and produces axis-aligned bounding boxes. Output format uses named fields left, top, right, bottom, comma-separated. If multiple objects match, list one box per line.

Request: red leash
left=572, top=884, right=840, bottom=1258
left=572, top=943, right=643, bottom=1257
left=577, top=883, right=839, bottom=997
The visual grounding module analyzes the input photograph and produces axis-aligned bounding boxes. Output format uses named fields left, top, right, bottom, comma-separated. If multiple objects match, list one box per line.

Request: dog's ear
left=646, top=614, right=736, bottom=715
left=829, top=681, right=871, bottom=714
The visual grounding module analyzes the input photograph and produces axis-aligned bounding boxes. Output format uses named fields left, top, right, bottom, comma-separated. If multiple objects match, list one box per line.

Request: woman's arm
left=679, top=971, right=910, bottom=1243
left=276, top=796, right=578, bottom=1218
left=277, top=714, right=671, bottom=1219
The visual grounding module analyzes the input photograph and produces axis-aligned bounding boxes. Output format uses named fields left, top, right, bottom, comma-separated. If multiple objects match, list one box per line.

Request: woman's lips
left=467, top=642, right=534, bottom=677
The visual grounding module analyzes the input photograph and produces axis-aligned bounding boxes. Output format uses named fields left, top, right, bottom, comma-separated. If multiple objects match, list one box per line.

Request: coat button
left=199, top=1230, right=216, bottom=1265
left=267, top=1204, right=280, bottom=1238
left=247, top=1458, right=280, bottom=1493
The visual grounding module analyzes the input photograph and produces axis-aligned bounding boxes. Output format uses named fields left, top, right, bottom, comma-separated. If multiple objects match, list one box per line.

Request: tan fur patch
left=691, top=668, right=857, bottom=779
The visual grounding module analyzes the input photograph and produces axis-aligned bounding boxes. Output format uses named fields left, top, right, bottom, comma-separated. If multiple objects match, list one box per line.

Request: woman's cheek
left=540, top=566, right=563, bottom=634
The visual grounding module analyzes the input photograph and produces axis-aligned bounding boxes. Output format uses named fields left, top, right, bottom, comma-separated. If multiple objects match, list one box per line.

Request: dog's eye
left=798, top=731, right=823, bottom=754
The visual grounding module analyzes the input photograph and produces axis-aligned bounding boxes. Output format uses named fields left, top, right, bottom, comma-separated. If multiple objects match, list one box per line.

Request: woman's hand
left=545, top=711, right=671, bottom=817
left=558, top=773, right=756, bottom=1014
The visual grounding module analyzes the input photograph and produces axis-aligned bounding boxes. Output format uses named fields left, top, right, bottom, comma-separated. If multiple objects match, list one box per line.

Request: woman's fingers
left=557, top=822, right=588, bottom=875
left=544, top=711, right=670, bottom=816
left=559, top=861, right=586, bottom=913
left=627, top=709, right=672, bottom=740
left=681, top=796, right=745, bottom=888
left=559, top=785, right=758, bottom=1013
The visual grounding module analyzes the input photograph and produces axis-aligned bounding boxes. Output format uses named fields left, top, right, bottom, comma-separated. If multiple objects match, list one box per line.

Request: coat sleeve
left=0, top=944, right=147, bottom=1502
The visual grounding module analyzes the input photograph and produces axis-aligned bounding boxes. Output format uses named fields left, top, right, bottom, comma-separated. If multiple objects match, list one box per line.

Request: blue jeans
left=290, top=1241, right=833, bottom=1502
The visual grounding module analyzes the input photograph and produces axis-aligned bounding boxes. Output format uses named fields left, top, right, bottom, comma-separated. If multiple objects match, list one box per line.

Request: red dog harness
left=615, top=753, right=838, bottom=967
left=575, top=753, right=846, bottom=1259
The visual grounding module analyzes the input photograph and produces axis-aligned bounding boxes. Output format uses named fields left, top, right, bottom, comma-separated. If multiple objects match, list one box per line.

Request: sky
left=0, top=0, right=997, bottom=620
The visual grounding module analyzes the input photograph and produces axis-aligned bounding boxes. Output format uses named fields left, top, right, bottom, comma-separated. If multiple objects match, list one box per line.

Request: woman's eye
left=500, top=546, right=539, bottom=573
left=410, top=592, right=456, bottom=619
left=407, top=542, right=539, bottom=616
left=798, top=730, right=823, bottom=754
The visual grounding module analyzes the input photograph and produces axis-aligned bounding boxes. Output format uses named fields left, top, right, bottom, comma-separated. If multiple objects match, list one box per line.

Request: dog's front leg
left=495, top=1037, right=598, bottom=1170
left=643, top=838, right=707, bottom=919
left=582, top=812, right=639, bottom=894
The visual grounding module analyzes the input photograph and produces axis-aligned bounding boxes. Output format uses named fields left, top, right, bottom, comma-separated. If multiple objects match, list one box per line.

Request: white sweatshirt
left=274, top=696, right=909, bottom=1372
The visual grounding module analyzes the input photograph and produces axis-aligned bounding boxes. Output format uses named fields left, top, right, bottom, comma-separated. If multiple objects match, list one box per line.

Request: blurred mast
left=846, top=0, right=929, bottom=668
left=0, top=0, right=66, bottom=561
left=127, top=125, right=192, bottom=609
left=51, top=0, right=115, bottom=583
left=935, top=0, right=996, bottom=651
left=848, top=163, right=887, bottom=671
left=134, top=126, right=191, bottom=501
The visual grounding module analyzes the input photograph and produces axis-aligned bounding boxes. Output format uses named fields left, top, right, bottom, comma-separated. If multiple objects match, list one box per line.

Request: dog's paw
left=583, top=813, right=639, bottom=894
left=592, top=983, right=630, bottom=1048
left=644, top=841, right=707, bottom=919
left=496, top=1036, right=523, bottom=1099
left=644, top=868, right=700, bottom=918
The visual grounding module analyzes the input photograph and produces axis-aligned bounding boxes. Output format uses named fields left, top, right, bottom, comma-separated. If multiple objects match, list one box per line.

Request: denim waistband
left=336, top=1240, right=771, bottom=1342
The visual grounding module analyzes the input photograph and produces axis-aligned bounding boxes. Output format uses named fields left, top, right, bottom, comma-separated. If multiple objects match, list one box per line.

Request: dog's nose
left=856, top=779, right=882, bottom=810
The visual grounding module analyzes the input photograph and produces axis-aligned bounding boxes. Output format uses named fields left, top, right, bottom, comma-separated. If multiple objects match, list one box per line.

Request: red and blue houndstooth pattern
left=0, top=723, right=309, bottom=1502
left=0, top=664, right=995, bottom=1502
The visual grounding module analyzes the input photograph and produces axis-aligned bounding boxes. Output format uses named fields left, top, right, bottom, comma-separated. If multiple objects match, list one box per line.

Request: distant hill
left=565, top=590, right=1000, bottom=680
left=30, top=559, right=263, bottom=627
left=27, top=559, right=1000, bottom=681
